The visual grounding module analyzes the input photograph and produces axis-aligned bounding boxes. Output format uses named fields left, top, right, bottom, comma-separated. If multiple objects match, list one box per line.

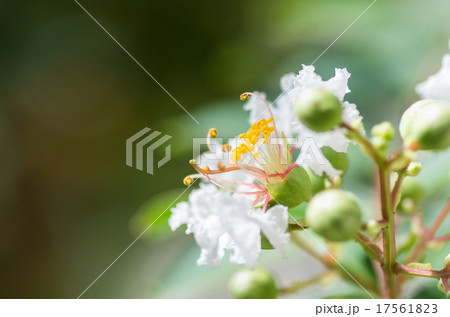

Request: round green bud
left=267, top=166, right=311, bottom=207
left=305, top=189, right=362, bottom=241
left=398, top=177, right=425, bottom=213
left=406, top=162, right=423, bottom=177
left=366, top=219, right=382, bottom=236
left=229, top=268, right=278, bottom=299
left=371, top=121, right=395, bottom=140
left=305, top=167, right=326, bottom=195
left=399, top=100, right=450, bottom=151
left=294, top=88, right=343, bottom=132
left=321, top=146, right=349, bottom=174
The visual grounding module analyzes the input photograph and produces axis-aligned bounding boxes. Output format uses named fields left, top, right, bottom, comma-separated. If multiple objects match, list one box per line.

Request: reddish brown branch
left=395, top=263, right=449, bottom=279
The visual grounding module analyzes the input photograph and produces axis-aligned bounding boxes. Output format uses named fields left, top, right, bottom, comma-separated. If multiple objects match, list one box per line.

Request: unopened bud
left=407, top=262, right=432, bottom=269
left=406, top=162, right=423, bottom=177
left=398, top=177, right=425, bottom=213
left=390, top=150, right=416, bottom=172
left=294, top=88, right=343, bottom=132
left=400, top=100, right=450, bottom=151
left=306, top=189, right=362, bottom=241
left=437, top=279, right=450, bottom=298
left=366, top=219, right=382, bottom=236
left=371, top=136, right=389, bottom=156
left=229, top=268, right=278, bottom=299
left=371, top=121, right=395, bottom=140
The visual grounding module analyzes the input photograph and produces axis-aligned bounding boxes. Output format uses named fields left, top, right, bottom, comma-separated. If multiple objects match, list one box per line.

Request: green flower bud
left=390, top=150, right=416, bottom=172
left=229, top=268, right=278, bottom=299
left=321, top=146, right=349, bottom=174
left=366, top=219, right=382, bottom=236
left=437, top=279, right=450, bottom=298
left=294, top=88, right=343, bottom=132
left=371, top=136, right=389, bottom=156
left=398, top=177, right=425, bottom=213
left=371, top=121, right=395, bottom=140
left=444, top=253, right=450, bottom=270
left=407, top=262, right=432, bottom=269
left=305, top=167, right=326, bottom=195
left=306, top=189, right=362, bottom=241
left=267, top=166, right=311, bottom=207
left=406, top=162, right=423, bottom=177
left=399, top=100, right=450, bottom=151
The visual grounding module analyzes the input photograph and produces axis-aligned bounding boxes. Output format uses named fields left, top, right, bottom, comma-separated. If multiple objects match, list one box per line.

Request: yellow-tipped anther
left=209, top=128, right=217, bottom=138
left=203, top=166, right=210, bottom=172
left=183, top=176, right=193, bottom=186
left=218, top=161, right=226, bottom=171
left=222, top=144, right=231, bottom=152
left=189, top=159, right=196, bottom=165
left=240, top=93, right=249, bottom=101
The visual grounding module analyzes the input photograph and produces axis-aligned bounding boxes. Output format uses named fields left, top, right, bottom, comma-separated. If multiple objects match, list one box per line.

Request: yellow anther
left=209, top=128, right=217, bottom=138
left=267, top=117, right=274, bottom=123
left=218, top=161, right=226, bottom=171
left=253, top=152, right=260, bottom=158
left=183, top=176, right=193, bottom=186
left=203, top=166, right=210, bottom=172
left=189, top=159, right=196, bottom=165
left=222, top=144, right=231, bottom=152
left=239, top=133, right=248, bottom=139
left=240, top=93, right=249, bottom=101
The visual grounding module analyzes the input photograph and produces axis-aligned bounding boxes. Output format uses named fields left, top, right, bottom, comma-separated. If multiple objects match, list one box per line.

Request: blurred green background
left=0, top=0, right=449, bottom=298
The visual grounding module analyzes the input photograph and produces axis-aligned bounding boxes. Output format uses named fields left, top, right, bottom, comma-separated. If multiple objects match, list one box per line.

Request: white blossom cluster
left=170, top=65, right=361, bottom=267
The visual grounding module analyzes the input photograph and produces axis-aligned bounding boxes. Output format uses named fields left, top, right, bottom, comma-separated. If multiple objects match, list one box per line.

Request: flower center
left=230, top=117, right=275, bottom=162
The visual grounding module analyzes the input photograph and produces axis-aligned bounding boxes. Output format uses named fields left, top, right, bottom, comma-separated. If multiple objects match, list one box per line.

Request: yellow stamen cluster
left=230, top=117, right=275, bottom=162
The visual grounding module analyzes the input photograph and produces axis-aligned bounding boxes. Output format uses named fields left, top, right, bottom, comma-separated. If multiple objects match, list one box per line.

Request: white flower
left=169, top=183, right=290, bottom=268
left=416, top=54, right=450, bottom=102
left=243, top=65, right=363, bottom=178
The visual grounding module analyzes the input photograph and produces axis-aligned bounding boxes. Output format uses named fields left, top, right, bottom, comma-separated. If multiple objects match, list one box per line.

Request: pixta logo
left=126, top=128, right=172, bottom=175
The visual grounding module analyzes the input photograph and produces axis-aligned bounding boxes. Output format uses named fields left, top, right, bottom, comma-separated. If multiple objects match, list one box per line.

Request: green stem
left=378, top=166, right=399, bottom=298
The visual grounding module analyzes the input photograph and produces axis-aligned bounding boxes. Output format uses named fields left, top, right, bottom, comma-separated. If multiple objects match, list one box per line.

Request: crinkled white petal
left=282, top=65, right=351, bottom=103
left=276, top=66, right=362, bottom=177
left=416, top=54, right=450, bottom=102
left=169, top=184, right=289, bottom=267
